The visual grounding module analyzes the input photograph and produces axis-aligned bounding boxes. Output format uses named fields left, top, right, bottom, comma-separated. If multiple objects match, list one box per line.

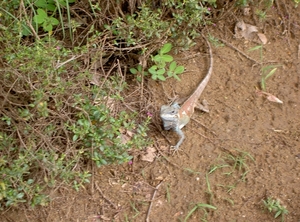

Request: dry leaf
left=257, top=33, right=268, bottom=44
left=256, top=90, right=283, bottom=104
left=155, top=176, right=164, bottom=181
left=126, top=130, right=134, bottom=137
left=120, top=134, right=131, bottom=144
left=267, top=95, right=283, bottom=104
left=235, top=20, right=258, bottom=40
left=140, top=147, right=156, bottom=162
left=235, top=20, right=268, bottom=44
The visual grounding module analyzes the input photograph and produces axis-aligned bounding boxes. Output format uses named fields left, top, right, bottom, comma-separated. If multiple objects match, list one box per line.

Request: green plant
left=166, top=184, right=171, bottom=203
left=205, top=149, right=254, bottom=198
left=208, top=163, right=229, bottom=174
left=69, top=98, right=151, bottom=167
left=253, top=0, right=274, bottom=20
left=103, top=0, right=215, bottom=51
left=249, top=45, right=282, bottom=92
left=0, top=29, right=151, bottom=209
left=129, top=64, right=148, bottom=82
left=226, top=151, right=254, bottom=171
left=217, top=184, right=237, bottom=193
left=255, top=9, right=267, bottom=20
left=205, top=173, right=213, bottom=204
left=184, top=168, right=202, bottom=175
left=184, top=203, right=217, bottom=222
left=130, top=43, right=184, bottom=81
left=263, top=197, right=288, bottom=222
left=33, top=8, right=59, bottom=32
left=260, top=65, right=279, bottom=91
left=129, top=202, right=141, bottom=219
left=208, top=34, right=224, bottom=47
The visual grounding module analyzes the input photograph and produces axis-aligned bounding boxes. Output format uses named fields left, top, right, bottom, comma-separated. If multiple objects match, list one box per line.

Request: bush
left=0, top=31, right=150, bottom=208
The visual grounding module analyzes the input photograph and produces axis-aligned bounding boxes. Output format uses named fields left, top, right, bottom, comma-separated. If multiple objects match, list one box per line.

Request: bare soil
left=2, top=2, right=300, bottom=222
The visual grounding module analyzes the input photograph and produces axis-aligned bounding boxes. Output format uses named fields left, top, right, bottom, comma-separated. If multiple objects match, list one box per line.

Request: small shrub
left=0, top=30, right=151, bottom=208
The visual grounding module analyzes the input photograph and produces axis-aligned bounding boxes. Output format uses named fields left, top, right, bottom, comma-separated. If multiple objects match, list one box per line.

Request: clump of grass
left=184, top=203, right=217, bottom=222
left=263, top=197, right=288, bottom=222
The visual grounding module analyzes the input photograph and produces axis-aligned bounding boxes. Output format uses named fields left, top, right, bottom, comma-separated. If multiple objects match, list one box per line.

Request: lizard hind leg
left=196, top=99, right=209, bottom=113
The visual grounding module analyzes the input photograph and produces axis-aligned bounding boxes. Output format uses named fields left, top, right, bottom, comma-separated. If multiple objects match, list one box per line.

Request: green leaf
left=148, top=66, right=158, bottom=75
left=37, top=8, right=48, bottom=18
left=169, top=61, right=177, bottom=71
left=261, top=78, right=266, bottom=91
left=34, top=0, right=47, bottom=8
left=151, top=75, right=158, bottom=80
left=167, top=71, right=173, bottom=77
left=153, top=54, right=162, bottom=62
left=21, top=22, right=32, bottom=36
left=46, top=4, right=56, bottom=11
left=49, top=17, right=59, bottom=26
left=43, top=23, right=53, bottom=32
left=34, top=0, right=56, bottom=11
left=137, top=64, right=143, bottom=72
left=196, top=203, right=217, bottom=210
left=174, top=65, right=185, bottom=74
left=130, top=68, right=137, bottom=74
left=160, top=43, right=172, bottom=54
left=156, top=68, right=166, bottom=75
left=274, top=210, right=282, bottom=218
left=265, top=68, right=277, bottom=80
left=157, top=75, right=166, bottom=81
left=17, top=192, right=24, bottom=199
left=160, top=54, right=173, bottom=62
left=33, top=14, right=46, bottom=24
left=73, top=134, right=78, bottom=141
left=27, top=179, right=34, bottom=185
left=248, top=45, right=262, bottom=51
left=173, top=74, right=181, bottom=81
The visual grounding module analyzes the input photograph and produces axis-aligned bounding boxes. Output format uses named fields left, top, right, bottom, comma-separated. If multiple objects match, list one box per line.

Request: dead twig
left=145, top=180, right=163, bottom=222
left=192, top=118, right=217, bottom=137
left=218, top=38, right=259, bottom=64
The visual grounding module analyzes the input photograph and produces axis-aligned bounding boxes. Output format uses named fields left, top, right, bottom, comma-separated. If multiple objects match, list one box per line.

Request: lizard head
left=160, top=104, right=180, bottom=130
left=160, top=105, right=179, bottom=120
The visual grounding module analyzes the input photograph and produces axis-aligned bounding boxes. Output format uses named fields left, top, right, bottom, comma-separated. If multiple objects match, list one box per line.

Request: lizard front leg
left=172, top=126, right=185, bottom=150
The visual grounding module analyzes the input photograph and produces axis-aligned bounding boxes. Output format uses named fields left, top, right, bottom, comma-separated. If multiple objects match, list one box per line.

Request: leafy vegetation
left=130, top=43, right=185, bottom=81
left=0, top=1, right=296, bottom=222
left=0, top=0, right=217, bottom=210
left=263, top=197, right=289, bottom=222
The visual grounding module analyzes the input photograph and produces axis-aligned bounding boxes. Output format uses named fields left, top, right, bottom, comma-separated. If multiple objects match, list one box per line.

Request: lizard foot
left=196, top=99, right=209, bottom=113
left=170, top=145, right=182, bottom=155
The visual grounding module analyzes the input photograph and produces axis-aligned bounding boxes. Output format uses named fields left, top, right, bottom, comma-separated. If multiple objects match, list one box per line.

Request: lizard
left=160, top=34, right=213, bottom=150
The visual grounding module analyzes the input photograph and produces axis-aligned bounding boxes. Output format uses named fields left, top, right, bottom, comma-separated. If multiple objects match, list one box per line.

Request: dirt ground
left=2, top=2, right=300, bottom=222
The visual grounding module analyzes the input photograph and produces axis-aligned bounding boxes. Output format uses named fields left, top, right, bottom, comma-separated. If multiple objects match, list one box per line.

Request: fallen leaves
left=235, top=20, right=268, bottom=44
